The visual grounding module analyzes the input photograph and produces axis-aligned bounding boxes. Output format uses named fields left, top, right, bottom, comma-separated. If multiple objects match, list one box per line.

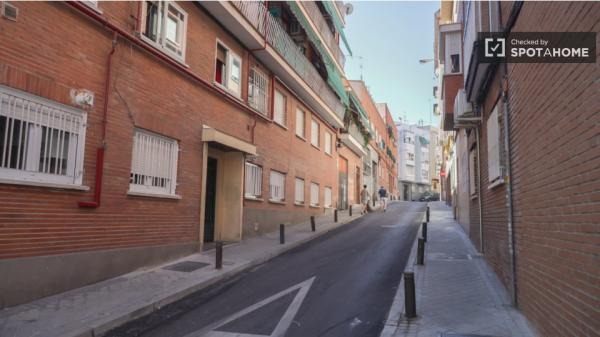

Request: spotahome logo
left=478, top=32, right=596, bottom=63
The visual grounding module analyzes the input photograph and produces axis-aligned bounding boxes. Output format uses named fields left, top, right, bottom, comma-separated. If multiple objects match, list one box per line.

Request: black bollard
left=404, top=272, right=417, bottom=318
left=280, top=224, right=285, bottom=244
left=422, top=222, right=428, bottom=242
left=349, top=205, right=353, bottom=216
left=426, top=206, right=430, bottom=222
left=215, top=241, right=223, bottom=269
left=310, top=216, right=316, bottom=232
left=334, top=209, right=338, bottom=222
left=417, top=238, right=425, bottom=265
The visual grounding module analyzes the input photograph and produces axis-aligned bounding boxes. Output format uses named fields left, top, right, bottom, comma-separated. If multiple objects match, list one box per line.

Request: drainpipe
left=78, top=32, right=118, bottom=208
left=475, top=126, right=484, bottom=253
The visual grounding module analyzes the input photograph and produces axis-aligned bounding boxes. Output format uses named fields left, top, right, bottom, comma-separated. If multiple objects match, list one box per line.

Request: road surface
left=106, top=201, right=425, bottom=337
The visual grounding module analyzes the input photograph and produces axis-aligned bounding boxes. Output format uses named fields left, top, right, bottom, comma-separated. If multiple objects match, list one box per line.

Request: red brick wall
left=0, top=2, right=340, bottom=260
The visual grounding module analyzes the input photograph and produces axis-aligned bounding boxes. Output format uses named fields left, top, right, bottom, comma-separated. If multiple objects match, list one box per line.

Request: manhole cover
left=163, top=261, right=209, bottom=272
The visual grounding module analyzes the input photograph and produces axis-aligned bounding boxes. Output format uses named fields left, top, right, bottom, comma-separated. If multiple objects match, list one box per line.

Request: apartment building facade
left=436, top=1, right=600, bottom=336
left=0, top=0, right=358, bottom=307
left=396, top=120, right=435, bottom=201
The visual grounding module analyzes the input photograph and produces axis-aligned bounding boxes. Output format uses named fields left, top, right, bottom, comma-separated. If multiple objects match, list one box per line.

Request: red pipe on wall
left=78, top=31, right=117, bottom=208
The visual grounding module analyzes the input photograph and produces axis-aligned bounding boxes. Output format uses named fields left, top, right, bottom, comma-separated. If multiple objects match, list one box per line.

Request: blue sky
left=343, top=1, right=440, bottom=126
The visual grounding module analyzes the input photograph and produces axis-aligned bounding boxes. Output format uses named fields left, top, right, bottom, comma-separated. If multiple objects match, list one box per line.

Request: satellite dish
left=344, top=3, right=354, bottom=15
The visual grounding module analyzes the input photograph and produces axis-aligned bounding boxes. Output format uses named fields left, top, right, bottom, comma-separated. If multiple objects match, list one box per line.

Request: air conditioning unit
left=454, top=89, right=479, bottom=127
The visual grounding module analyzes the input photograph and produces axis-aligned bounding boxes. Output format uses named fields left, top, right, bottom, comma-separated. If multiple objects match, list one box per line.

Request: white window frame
left=245, top=162, right=262, bottom=199
left=310, top=182, right=319, bottom=207
left=310, top=119, right=319, bottom=148
left=324, top=131, right=332, bottom=155
left=0, top=85, right=87, bottom=187
left=215, top=41, right=242, bottom=98
left=129, top=129, right=179, bottom=196
left=269, top=170, right=286, bottom=202
left=487, top=105, right=502, bottom=186
left=141, top=1, right=187, bottom=62
left=248, top=66, right=269, bottom=115
left=324, top=186, right=332, bottom=208
left=273, top=89, right=287, bottom=127
left=295, top=108, right=305, bottom=138
left=294, top=177, right=305, bottom=205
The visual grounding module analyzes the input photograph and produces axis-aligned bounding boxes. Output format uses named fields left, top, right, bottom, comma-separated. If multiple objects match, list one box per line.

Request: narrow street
left=106, top=202, right=425, bottom=337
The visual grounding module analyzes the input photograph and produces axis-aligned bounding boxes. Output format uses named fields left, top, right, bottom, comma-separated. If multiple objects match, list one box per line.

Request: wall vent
left=2, top=2, right=18, bottom=21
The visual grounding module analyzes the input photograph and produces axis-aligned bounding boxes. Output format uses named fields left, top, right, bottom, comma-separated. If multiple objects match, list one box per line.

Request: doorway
left=203, top=157, right=217, bottom=243
left=355, top=166, right=361, bottom=204
left=403, top=183, right=409, bottom=201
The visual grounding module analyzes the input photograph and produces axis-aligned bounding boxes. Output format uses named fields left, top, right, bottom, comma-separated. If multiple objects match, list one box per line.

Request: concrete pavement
left=380, top=201, right=538, bottom=337
left=0, top=206, right=367, bottom=337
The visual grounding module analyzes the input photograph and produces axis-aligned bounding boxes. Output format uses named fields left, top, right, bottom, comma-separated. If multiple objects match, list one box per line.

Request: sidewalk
left=381, top=202, right=537, bottom=337
left=0, top=207, right=364, bottom=337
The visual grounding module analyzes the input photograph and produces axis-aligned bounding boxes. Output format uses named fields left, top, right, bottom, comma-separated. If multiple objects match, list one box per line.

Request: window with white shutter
left=130, top=129, right=179, bottom=196
left=273, top=90, right=287, bottom=127
left=324, top=132, right=332, bottom=155
left=295, top=108, right=305, bottom=138
left=311, top=119, right=319, bottom=148
left=269, top=170, right=285, bottom=202
left=0, top=85, right=87, bottom=186
left=324, top=186, right=332, bottom=208
left=294, top=177, right=304, bottom=204
left=245, top=162, right=262, bottom=198
left=310, top=182, right=319, bottom=206
left=486, top=106, right=502, bottom=185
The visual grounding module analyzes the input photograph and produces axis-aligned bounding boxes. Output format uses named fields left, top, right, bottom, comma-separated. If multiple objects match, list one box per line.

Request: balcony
left=299, top=1, right=345, bottom=69
left=341, top=123, right=368, bottom=157
left=201, top=1, right=345, bottom=128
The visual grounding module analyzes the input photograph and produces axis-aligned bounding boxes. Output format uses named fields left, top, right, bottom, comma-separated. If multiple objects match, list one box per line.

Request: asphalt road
left=106, top=201, right=425, bottom=337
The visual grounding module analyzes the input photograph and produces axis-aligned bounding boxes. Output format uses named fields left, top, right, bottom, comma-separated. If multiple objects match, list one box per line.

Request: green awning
left=288, top=2, right=349, bottom=105
left=320, top=1, right=352, bottom=55
left=419, top=136, right=430, bottom=145
left=349, top=92, right=372, bottom=133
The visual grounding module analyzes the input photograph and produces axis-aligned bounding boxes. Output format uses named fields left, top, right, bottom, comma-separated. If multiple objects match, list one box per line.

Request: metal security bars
left=324, top=186, right=332, bottom=208
left=248, top=67, right=269, bottom=115
left=0, top=85, right=86, bottom=186
left=130, top=129, right=178, bottom=196
left=299, top=1, right=345, bottom=68
left=310, top=182, right=319, bottom=206
left=245, top=162, right=262, bottom=198
left=295, top=177, right=305, bottom=204
left=269, top=170, right=285, bottom=202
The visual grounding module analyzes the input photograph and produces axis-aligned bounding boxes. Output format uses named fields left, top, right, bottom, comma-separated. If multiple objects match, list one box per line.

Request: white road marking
left=185, top=277, right=316, bottom=337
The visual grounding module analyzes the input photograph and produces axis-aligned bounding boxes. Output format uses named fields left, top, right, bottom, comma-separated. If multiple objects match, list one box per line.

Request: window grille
left=310, top=182, right=319, bottom=206
left=269, top=170, right=285, bottom=201
left=245, top=162, right=262, bottom=198
left=248, top=67, right=268, bottom=115
left=295, top=177, right=304, bottom=204
left=130, top=129, right=178, bottom=195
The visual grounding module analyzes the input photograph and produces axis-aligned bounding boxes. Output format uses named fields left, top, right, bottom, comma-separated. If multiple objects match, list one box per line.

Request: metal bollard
left=404, top=272, right=417, bottom=318
left=422, top=222, right=428, bottom=242
left=426, top=206, right=430, bottom=222
left=417, top=238, right=425, bottom=265
left=215, top=241, right=223, bottom=269
left=310, top=216, right=316, bottom=232
left=349, top=205, right=352, bottom=216
left=334, top=209, right=338, bottom=222
left=280, top=224, right=285, bottom=244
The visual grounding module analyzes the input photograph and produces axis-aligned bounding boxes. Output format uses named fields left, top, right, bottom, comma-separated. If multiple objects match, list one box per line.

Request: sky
left=342, top=1, right=440, bottom=127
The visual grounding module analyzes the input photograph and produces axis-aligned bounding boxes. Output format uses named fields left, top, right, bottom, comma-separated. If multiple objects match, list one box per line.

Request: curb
left=378, top=209, right=426, bottom=337
left=79, top=212, right=365, bottom=337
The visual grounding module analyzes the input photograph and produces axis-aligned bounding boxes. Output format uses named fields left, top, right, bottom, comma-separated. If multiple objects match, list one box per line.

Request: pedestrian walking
left=378, top=186, right=388, bottom=212
left=360, top=185, right=370, bottom=214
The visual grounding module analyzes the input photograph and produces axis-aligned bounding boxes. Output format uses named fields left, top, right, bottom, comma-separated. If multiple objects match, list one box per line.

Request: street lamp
left=419, top=58, right=434, bottom=64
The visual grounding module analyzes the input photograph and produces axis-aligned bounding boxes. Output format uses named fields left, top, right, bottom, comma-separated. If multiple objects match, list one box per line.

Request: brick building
left=436, top=1, right=600, bottom=336
left=0, top=0, right=363, bottom=307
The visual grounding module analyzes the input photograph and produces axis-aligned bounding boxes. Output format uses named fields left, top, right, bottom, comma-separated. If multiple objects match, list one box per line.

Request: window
left=269, top=170, right=285, bottom=202
left=295, top=108, right=305, bottom=138
left=215, top=42, right=242, bottom=97
left=487, top=106, right=502, bottom=184
left=324, top=186, right=332, bottom=208
left=0, top=86, right=87, bottom=186
left=294, top=177, right=304, bottom=204
left=310, top=182, right=319, bottom=206
left=310, top=119, right=319, bottom=147
left=407, top=152, right=415, bottom=161
left=450, top=54, right=460, bottom=73
left=130, top=129, right=179, bottom=196
left=245, top=162, right=262, bottom=198
left=248, top=67, right=268, bottom=115
left=273, top=90, right=287, bottom=126
left=324, top=132, right=332, bottom=155
left=469, top=148, right=478, bottom=196
left=142, top=1, right=187, bottom=61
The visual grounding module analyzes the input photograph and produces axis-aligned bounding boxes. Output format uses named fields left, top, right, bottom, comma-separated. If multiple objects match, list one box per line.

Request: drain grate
left=163, top=261, right=209, bottom=272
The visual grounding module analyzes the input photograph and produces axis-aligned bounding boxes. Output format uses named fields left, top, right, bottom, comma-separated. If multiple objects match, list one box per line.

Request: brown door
left=338, top=156, right=348, bottom=209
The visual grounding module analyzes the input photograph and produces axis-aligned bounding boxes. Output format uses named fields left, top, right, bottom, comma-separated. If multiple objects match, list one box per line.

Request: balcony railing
left=231, top=1, right=345, bottom=120
left=299, top=1, right=346, bottom=68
